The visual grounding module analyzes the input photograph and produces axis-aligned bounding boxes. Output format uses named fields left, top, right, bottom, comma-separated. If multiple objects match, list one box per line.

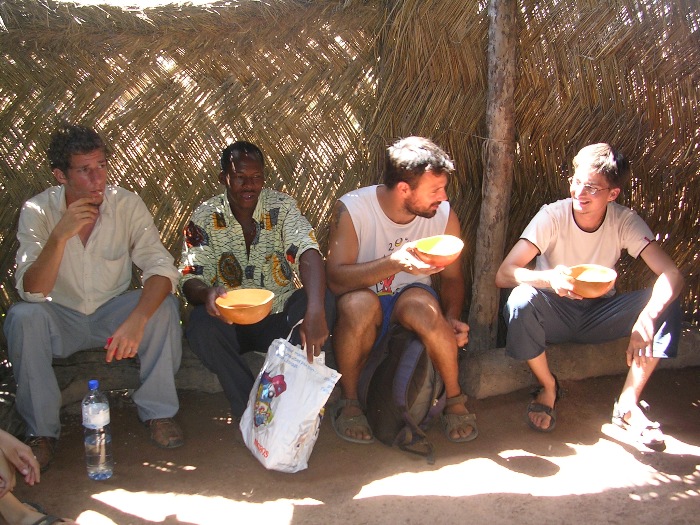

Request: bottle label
left=82, top=402, right=110, bottom=429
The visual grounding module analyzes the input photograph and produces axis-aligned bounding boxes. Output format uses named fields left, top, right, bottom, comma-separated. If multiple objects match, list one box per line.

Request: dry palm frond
left=0, top=0, right=697, bottom=353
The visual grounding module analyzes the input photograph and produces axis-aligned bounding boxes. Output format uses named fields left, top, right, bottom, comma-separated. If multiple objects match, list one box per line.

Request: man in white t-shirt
left=496, top=143, right=684, bottom=449
left=326, top=136, right=476, bottom=444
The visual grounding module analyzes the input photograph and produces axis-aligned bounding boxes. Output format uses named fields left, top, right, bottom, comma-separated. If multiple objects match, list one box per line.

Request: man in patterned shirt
left=179, top=141, right=333, bottom=418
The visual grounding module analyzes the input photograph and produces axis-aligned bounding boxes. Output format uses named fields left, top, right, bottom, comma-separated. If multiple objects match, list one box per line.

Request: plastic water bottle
left=82, top=379, right=113, bottom=480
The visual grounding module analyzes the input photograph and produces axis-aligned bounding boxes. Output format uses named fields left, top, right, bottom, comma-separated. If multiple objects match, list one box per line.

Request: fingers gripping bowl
left=569, top=264, right=617, bottom=298
left=414, top=234, right=465, bottom=267
left=215, top=289, right=275, bottom=324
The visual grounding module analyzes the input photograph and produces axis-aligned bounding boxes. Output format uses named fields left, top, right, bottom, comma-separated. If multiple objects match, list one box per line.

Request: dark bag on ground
left=358, top=323, right=445, bottom=463
left=0, top=356, right=25, bottom=438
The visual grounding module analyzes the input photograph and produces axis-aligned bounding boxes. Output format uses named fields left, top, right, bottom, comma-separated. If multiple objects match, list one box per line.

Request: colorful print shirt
left=178, top=188, right=319, bottom=313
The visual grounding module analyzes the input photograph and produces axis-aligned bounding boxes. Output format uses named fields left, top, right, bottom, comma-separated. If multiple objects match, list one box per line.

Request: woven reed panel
left=0, top=0, right=697, bottom=352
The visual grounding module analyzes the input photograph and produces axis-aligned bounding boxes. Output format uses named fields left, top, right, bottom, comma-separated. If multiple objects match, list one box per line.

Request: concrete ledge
left=56, top=327, right=700, bottom=406
left=460, top=326, right=700, bottom=399
left=56, top=339, right=230, bottom=407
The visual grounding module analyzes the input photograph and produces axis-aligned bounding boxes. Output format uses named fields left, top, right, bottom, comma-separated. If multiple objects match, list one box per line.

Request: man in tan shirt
left=4, top=124, right=184, bottom=471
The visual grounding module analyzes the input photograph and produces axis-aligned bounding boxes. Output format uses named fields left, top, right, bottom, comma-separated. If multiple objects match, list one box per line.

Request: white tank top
left=339, top=185, right=450, bottom=295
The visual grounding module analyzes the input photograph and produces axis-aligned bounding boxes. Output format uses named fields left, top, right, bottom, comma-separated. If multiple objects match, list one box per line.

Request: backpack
left=358, top=323, right=445, bottom=464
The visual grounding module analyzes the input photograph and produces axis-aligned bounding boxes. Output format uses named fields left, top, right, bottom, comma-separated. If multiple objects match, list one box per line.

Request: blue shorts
left=376, top=282, right=437, bottom=346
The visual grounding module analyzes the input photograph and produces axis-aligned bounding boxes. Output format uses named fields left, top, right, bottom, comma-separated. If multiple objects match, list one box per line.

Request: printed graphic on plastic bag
left=240, top=337, right=340, bottom=473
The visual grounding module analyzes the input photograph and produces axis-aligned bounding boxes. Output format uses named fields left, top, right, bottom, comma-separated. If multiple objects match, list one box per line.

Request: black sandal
left=526, top=375, right=562, bottom=433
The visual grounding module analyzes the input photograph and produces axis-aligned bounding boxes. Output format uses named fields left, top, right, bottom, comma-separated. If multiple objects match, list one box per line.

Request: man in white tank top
left=326, top=137, right=477, bottom=444
left=496, top=143, right=684, bottom=449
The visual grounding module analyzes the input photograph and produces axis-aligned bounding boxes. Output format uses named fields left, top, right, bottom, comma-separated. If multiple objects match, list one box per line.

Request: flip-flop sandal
left=441, top=394, right=478, bottom=443
left=612, top=399, right=665, bottom=450
left=331, top=399, right=375, bottom=444
left=526, top=375, right=562, bottom=433
left=31, top=516, right=72, bottom=525
left=23, top=502, right=47, bottom=514
left=24, top=502, right=73, bottom=524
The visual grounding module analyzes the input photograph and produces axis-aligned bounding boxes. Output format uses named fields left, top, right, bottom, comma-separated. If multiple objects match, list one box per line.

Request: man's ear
left=53, top=168, right=68, bottom=185
left=608, top=187, right=620, bottom=201
left=396, top=181, right=411, bottom=195
left=218, top=170, right=227, bottom=185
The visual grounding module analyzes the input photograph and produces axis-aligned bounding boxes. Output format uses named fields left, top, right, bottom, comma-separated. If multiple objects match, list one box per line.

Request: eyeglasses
left=567, top=176, right=609, bottom=196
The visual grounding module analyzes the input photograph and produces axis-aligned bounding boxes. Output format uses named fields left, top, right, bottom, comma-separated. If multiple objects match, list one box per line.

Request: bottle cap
left=88, top=379, right=99, bottom=390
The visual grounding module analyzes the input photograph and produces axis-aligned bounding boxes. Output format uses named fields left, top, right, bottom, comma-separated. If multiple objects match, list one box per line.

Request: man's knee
left=4, top=302, right=53, bottom=356
left=5, top=301, right=51, bottom=328
left=505, top=284, right=538, bottom=312
left=393, top=288, right=442, bottom=331
left=152, top=294, right=181, bottom=325
left=185, top=303, right=216, bottom=330
left=335, top=290, right=381, bottom=328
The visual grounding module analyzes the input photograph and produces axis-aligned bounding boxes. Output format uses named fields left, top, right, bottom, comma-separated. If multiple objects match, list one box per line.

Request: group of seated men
left=3, top=124, right=684, bottom=479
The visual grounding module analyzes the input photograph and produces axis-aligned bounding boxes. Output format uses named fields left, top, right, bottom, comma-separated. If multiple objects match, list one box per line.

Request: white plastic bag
left=239, top=327, right=340, bottom=473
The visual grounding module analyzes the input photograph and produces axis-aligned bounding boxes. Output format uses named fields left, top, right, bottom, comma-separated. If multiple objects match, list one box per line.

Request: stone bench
left=461, top=325, right=700, bottom=399
left=55, top=339, right=249, bottom=407
left=56, top=326, right=700, bottom=406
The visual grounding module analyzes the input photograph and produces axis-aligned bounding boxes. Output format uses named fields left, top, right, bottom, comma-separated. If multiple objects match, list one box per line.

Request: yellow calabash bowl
left=215, top=289, right=275, bottom=325
left=414, top=234, right=465, bottom=267
left=570, top=264, right=617, bottom=299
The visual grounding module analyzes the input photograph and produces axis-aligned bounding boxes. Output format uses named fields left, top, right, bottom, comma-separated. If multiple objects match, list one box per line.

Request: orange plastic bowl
left=215, top=289, right=274, bottom=325
left=414, top=234, right=465, bottom=267
left=569, top=264, right=617, bottom=298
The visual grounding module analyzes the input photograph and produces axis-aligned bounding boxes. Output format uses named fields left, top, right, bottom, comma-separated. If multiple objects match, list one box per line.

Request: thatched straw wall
left=1, top=0, right=698, bottom=351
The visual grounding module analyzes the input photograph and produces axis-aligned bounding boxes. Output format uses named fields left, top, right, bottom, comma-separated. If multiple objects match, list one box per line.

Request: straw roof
left=1, top=0, right=698, bottom=350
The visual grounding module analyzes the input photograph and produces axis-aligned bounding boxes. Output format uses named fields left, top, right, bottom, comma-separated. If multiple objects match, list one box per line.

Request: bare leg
left=617, top=357, right=661, bottom=428
left=526, top=352, right=558, bottom=431
left=0, top=493, right=46, bottom=525
left=333, top=290, right=382, bottom=441
left=0, top=452, right=77, bottom=524
left=393, top=288, right=474, bottom=440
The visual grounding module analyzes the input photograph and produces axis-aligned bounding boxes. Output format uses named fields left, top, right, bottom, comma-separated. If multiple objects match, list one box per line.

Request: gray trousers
left=503, top=285, right=682, bottom=361
left=4, top=291, right=182, bottom=438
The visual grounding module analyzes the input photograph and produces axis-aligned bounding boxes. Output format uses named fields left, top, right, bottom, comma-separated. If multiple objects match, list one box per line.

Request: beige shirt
left=15, top=185, right=179, bottom=315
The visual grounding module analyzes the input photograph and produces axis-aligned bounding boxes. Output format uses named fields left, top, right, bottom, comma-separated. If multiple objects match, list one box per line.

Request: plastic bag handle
left=286, top=319, right=304, bottom=341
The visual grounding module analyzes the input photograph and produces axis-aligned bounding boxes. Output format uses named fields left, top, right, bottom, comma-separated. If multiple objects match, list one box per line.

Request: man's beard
left=405, top=201, right=439, bottom=219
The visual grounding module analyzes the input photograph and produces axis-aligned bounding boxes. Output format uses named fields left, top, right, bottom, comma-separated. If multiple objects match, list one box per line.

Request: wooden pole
left=467, top=0, right=517, bottom=352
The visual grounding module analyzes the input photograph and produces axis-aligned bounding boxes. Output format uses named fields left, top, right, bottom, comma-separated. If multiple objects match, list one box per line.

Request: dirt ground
left=10, top=366, right=700, bottom=525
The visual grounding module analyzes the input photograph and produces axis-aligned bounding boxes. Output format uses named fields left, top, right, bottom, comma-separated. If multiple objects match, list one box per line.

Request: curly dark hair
left=383, top=136, right=455, bottom=189
left=46, top=123, right=107, bottom=172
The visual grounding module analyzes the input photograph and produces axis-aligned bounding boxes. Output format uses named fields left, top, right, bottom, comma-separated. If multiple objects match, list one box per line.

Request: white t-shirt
left=521, top=198, right=654, bottom=272
left=339, top=185, right=450, bottom=296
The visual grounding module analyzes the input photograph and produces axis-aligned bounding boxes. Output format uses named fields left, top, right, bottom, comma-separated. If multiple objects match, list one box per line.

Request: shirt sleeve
left=127, top=196, right=179, bottom=292
left=14, top=200, right=52, bottom=302
left=520, top=203, right=557, bottom=256
left=279, top=195, right=321, bottom=272
left=619, top=208, right=654, bottom=258
left=177, top=205, right=219, bottom=293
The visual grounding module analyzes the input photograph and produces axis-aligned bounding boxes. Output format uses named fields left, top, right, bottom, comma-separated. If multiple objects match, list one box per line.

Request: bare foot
left=443, top=395, right=476, bottom=441
left=333, top=400, right=373, bottom=442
